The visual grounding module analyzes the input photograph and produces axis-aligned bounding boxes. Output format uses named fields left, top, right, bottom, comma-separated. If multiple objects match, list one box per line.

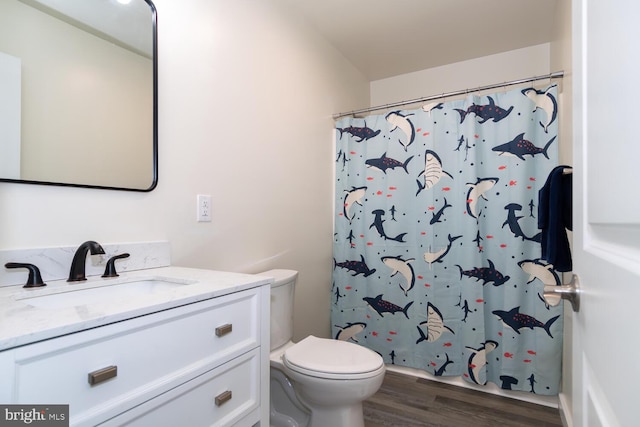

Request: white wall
left=0, top=0, right=369, bottom=342
left=371, top=43, right=552, bottom=106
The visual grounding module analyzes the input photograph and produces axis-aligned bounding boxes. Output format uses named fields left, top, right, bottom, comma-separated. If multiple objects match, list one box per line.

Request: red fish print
left=509, top=180, right=517, bottom=186
left=376, top=190, right=383, bottom=195
left=443, top=342, right=452, bottom=347
left=389, top=186, right=397, bottom=190
left=504, top=352, right=514, bottom=358
left=428, top=206, right=435, bottom=211
left=367, top=177, right=374, bottom=181
left=476, top=299, right=484, bottom=303
left=523, top=359, right=532, bottom=363
left=527, top=350, right=537, bottom=355
left=442, top=187, right=451, bottom=191
left=498, top=165, right=507, bottom=170
left=345, top=286, right=352, bottom=290
left=486, top=235, right=494, bottom=239
left=372, top=331, right=378, bottom=337
left=389, top=331, right=397, bottom=335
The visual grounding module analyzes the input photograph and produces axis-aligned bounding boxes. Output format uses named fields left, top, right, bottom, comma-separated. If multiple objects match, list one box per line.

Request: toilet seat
left=282, top=335, right=384, bottom=380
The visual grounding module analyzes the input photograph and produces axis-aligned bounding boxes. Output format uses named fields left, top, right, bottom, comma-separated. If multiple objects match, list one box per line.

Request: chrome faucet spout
left=68, top=240, right=106, bottom=282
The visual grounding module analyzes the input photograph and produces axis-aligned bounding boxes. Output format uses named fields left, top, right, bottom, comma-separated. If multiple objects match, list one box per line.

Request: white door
left=572, top=0, right=640, bottom=426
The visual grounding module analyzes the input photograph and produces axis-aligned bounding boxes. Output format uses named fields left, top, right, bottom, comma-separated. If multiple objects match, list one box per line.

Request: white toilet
left=262, top=269, right=385, bottom=427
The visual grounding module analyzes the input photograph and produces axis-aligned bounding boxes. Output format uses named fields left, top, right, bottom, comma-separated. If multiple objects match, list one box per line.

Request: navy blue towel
left=538, top=166, right=572, bottom=272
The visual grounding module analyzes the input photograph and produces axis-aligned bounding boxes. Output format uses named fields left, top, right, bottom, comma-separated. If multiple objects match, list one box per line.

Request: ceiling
left=282, top=0, right=560, bottom=81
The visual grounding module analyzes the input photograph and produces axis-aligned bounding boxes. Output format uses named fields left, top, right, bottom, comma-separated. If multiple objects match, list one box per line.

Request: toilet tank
left=260, top=269, right=298, bottom=351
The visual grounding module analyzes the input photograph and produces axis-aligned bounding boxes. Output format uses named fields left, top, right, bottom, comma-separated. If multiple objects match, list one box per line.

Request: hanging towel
left=538, top=165, right=572, bottom=271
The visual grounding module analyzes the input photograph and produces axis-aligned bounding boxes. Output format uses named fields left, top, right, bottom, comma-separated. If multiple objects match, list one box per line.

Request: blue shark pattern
left=456, top=259, right=510, bottom=287
left=434, top=353, right=454, bottom=376
left=522, top=86, right=558, bottom=133
left=454, top=96, right=513, bottom=123
left=492, top=307, right=560, bottom=338
left=366, top=152, right=413, bottom=174
left=381, top=255, right=416, bottom=296
left=429, top=198, right=452, bottom=225
left=333, top=85, right=562, bottom=395
left=386, top=111, right=416, bottom=151
left=371, top=210, right=407, bottom=242
left=336, top=123, right=381, bottom=141
left=334, top=322, right=367, bottom=342
left=334, top=255, right=376, bottom=277
left=492, top=133, right=556, bottom=160
left=363, top=294, right=414, bottom=319
left=503, top=203, right=542, bottom=242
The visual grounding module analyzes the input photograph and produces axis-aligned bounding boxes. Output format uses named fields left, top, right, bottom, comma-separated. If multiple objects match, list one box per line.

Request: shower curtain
left=332, top=85, right=563, bottom=395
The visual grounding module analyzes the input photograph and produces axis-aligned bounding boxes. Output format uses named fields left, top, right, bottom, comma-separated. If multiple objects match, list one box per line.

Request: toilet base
left=306, top=402, right=365, bottom=427
left=270, top=367, right=311, bottom=427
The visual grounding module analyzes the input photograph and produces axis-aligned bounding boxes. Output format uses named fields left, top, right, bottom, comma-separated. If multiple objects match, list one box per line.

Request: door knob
left=543, top=273, right=580, bottom=312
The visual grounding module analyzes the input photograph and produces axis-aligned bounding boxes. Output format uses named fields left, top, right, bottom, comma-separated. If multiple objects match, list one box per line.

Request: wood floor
left=363, top=371, right=563, bottom=427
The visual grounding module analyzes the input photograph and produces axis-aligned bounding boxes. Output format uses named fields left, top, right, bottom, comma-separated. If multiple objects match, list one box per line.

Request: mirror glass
left=0, top=0, right=157, bottom=191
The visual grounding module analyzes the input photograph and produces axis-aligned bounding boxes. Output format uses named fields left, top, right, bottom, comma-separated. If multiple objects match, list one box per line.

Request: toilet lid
left=283, top=335, right=383, bottom=377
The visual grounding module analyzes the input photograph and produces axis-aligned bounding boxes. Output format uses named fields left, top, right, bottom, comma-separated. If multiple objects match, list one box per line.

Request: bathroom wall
left=370, top=43, right=552, bottom=106
left=0, top=0, right=369, bottom=342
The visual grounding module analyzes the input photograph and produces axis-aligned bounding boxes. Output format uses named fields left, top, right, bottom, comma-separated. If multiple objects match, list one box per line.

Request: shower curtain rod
left=333, top=70, right=564, bottom=120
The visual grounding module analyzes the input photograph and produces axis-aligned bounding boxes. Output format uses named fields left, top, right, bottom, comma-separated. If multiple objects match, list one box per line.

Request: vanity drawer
left=99, top=348, right=260, bottom=427
left=6, top=288, right=260, bottom=426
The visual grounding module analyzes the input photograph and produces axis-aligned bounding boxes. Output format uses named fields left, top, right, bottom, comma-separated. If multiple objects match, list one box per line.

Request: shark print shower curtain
left=332, top=85, right=563, bottom=395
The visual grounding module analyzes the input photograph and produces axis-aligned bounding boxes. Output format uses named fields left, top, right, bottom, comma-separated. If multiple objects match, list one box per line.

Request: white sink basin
left=18, top=278, right=195, bottom=309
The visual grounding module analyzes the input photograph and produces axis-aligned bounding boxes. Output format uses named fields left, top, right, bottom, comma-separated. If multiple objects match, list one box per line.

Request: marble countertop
left=0, top=266, right=273, bottom=351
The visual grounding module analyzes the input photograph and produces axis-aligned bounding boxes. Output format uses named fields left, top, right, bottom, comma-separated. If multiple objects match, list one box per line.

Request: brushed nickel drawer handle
left=215, top=390, right=232, bottom=406
left=88, top=365, right=117, bottom=385
left=215, top=323, right=233, bottom=337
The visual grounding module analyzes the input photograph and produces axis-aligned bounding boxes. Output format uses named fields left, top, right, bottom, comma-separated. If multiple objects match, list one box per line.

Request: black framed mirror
left=0, top=0, right=157, bottom=191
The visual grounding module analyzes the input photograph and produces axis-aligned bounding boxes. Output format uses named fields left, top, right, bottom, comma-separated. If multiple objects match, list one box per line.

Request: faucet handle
left=5, top=263, right=47, bottom=288
left=102, top=253, right=130, bottom=278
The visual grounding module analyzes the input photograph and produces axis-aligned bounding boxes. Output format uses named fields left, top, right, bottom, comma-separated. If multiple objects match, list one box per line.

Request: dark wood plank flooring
left=363, top=371, right=563, bottom=427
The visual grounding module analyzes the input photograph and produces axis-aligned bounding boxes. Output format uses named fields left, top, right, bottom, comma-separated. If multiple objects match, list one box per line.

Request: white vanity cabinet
left=0, top=284, right=270, bottom=427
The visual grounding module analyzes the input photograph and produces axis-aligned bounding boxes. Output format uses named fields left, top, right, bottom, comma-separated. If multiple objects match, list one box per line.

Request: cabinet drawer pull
left=215, top=323, right=233, bottom=337
left=88, top=365, right=117, bottom=385
left=215, top=390, right=232, bottom=406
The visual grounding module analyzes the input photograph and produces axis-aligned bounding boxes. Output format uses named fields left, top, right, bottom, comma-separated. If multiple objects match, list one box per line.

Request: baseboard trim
left=558, top=392, right=573, bottom=427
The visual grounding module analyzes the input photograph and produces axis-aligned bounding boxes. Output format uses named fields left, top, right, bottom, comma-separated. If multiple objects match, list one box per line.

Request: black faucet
left=68, top=241, right=106, bottom=282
